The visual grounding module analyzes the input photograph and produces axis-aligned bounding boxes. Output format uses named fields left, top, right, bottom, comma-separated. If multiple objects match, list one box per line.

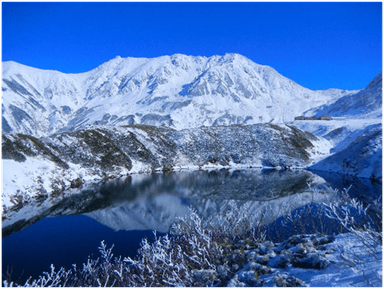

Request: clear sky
left=2, top=2, right=382, bottom=90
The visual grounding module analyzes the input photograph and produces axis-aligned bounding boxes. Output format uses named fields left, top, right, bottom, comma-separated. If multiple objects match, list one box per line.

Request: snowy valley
left=2, top=53, right=381, bottom=209
left=1, top=54, right=382, bottom=287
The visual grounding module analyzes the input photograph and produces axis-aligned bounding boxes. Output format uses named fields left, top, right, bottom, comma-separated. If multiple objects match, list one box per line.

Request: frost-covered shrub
left=323, top=192, right=382, bottom=267
left=174, top=201, right=265, bottom=245
left=122, top=204, right=263, bottom=287
left=4, top=203, right=264, bottom=287
left=322, top=195, right=382, bottom=286
left=266, top=185, right=382, bottom=242
left=265, top=185, right=382, bottom=287
left=3, top=264, right=74, bottom=287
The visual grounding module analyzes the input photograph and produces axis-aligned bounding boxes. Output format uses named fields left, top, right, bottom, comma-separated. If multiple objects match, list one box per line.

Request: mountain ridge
left=304, top=72, right=382, bottom=119
left=2, top=54, right=358, bottom=136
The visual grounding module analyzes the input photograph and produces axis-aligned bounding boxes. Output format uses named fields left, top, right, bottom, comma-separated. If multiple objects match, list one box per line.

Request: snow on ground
left=269, top=233, right=382, bottom=287
left=304, top=133, right=333, bottom=165
left=2, top=157, right=103, bottom=209
left=290, top=118, right=382, bottom=151
left=311, top=127, right=382, bottom=180
left=229, top=232, right=382, bottom=287
left=129, top=159, right=153, bottom=174
left=291, top=118, right=382, bottom=179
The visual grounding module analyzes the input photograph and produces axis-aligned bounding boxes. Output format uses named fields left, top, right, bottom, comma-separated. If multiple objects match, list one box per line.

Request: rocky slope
left=2, top=123, right=330, bottom=209
left=2, top=54, right=355, bottom=136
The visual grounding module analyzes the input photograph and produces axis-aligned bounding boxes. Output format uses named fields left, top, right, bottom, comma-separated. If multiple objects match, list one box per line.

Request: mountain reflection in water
left=2, top=169, right=381, bottom=284
left=3, top=169, right=381, bottom=237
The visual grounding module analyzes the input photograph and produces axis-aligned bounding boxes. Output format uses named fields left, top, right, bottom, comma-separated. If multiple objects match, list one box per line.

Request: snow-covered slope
left=2, top=123, right=330, bottom=209
left=304, top=72, right=382, bottom=119
left=310, top=124, right=382, bottom=180
left=290, top=72, right=382, bottom=180
left=2, top=54, right=355, bottom=136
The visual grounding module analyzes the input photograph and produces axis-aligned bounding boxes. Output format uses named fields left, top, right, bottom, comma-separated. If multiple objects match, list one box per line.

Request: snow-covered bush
left=322, top=191, right=382, bottom=286
left=3, top=203, right=262, bottom=287
left=264, top=185, right=382, bottom=287
left=266, top=185, right=382, bottom=243
left=323, top=190, right=382, bottom=237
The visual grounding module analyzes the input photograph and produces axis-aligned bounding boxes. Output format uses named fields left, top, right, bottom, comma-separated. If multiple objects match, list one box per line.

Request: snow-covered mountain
left=290, top=71, right=382, bottom=181
left=2, top=53, right=356, bottom=136
left=303, top=72, right=382, bottom=119
left=310, top=123, right=382, bottom=180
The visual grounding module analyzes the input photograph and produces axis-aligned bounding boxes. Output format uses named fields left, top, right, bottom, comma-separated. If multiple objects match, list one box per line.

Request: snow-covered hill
left=310, top=124, right=382, bottom=180
left=304, top=72, right=382, bottom=119
left=291, top=72, right=383, bottom=180
left=2, top=54, right=356, bottom=136
left=2, top=123, right=331, bottom=209
left=290, top=72, right=382, bottom=180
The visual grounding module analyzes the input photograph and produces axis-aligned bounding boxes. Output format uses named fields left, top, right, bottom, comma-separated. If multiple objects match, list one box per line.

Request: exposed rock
left=273, top=273, right=305, bottom=287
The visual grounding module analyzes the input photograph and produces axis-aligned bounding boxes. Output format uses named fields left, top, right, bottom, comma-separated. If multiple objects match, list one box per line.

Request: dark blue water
left=2, top=215, right=160, bottom=283
left=2, top=169, right=381, bottom=284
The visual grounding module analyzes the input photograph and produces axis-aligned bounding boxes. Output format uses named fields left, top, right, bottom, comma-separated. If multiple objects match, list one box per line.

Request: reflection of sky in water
left=2, top=169, right=381, bottom=284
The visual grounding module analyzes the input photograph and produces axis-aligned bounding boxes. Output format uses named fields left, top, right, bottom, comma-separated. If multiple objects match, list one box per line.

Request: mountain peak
left=2, top=53, right=366, bottom=136
left=223, top=52, right=244, bottom=59
left=366, top=71, right=382, bottom=90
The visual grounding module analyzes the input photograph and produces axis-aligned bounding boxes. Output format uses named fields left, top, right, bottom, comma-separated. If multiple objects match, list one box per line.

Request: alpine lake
left=2, top=168, right=381, bottom=284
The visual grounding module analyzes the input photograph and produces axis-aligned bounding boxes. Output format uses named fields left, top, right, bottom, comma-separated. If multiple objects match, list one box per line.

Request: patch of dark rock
left=70, top=178, right=83, bottom=189
left=291, top=253, right=329, bottom=270
left=237, top=270, right=264, bottom=287
left=268, top=254, right=290, bottom=269
left=3, top=79, right=32, bottom=96
left=273, top=273, right=305, bottom=287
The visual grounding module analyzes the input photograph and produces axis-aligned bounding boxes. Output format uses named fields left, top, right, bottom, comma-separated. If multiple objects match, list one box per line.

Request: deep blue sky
left=2, top=2, right=382, bottom=90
